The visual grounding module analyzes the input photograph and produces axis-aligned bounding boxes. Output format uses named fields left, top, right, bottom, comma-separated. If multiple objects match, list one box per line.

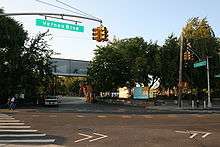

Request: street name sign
left=36, top=19, right=84, bottom=32
left=215, top=74, right=220, bottom=78
left=193, top=60, right=207, bottom=68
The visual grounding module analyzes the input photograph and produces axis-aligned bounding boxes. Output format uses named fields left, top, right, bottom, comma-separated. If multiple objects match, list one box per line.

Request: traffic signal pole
left=0, top=12, right=102, bottom=23
left=178, top=34, right=183, bottom=107
left=207, top=56, right=212, bottom=107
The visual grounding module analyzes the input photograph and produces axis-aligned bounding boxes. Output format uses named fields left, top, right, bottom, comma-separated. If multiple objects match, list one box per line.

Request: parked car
left=44, top=96, right=59, bottom=106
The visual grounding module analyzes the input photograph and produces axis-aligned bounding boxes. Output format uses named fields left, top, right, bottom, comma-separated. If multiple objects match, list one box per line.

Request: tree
left=0, top=9, right=27, bottom=98
left=182, top=17, right=220, bottom=90
left=22, top=30, right=54, bottom=98
left=0, top=9, right=54, bottom=102
left=159, top=35, right=179, bottom=93
left=88, top=37, right=161, bottom=94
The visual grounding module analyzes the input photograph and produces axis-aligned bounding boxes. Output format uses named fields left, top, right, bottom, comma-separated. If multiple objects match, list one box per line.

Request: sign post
left=206, top=57, right=212, bottom=107
left=193, top=58, right=212, bottom=108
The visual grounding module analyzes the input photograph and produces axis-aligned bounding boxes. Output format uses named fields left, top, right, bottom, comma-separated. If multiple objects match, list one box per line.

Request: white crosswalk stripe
left=0, top=126, right=31, bottom=129
left=0, top=113, right=56, bottom=144
left=0, top=123, right=25, bottom=125
left=0, top=139, right=55, bottom=143
left=0, top=117, right=15, bottom=120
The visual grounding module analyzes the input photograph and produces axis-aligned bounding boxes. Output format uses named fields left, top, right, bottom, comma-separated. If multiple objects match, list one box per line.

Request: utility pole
left=178, top=33, right=183, bottom=107
left=207, top=56, right=212, bottom=107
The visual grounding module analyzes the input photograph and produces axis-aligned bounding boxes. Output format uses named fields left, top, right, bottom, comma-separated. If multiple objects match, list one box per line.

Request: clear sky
left=1, top=0, right=220, bottom=60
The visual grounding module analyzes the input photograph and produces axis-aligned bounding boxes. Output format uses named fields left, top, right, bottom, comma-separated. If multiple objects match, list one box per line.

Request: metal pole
left=178, top=34, right=183, bottom=107
left=0, top=12, right=103, bottom=23
left=207, top=56, right=212, bottom=107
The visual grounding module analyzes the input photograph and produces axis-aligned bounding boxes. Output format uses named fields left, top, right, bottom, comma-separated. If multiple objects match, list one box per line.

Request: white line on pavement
left=0, top=118, right=15, bottom=120
left=0, top=116, right=13, bottom=118
left=0, top=129, right=38, bottom=132
left=97, top=115, right=107, bottom=118
left=89, top=133, right=108, bottom=142
left=0, top=120, right=20, bottom=122
left=0, top=139, right=55, bottom=143
left=0, top=123, right=25, bottom=125
left=0, top=134, right=46, bottom=137
left=142, top=115, right=153, bottom=118
left=0, top=126, right=31, bottom=129
left=75, top=133, right=92, bottom=143
left=0, top=114, right=10, bottom=117
left=76, top=115, right=85, bottom=118
left=189, top=133, right=198, bottom=138
left=202, top=132, right=212, bottom=138
left=49, top=115, right=57, bottom=117
left=122, top=115, right=132, bottom=118
left=32, top=115, right=40, bottom=117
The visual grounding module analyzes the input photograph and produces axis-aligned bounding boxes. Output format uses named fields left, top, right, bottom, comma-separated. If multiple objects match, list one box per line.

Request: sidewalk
left=95, top=97, right=220, bottom=113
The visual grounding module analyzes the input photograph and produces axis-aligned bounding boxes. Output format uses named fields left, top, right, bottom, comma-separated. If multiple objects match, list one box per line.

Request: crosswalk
left=0, top=113, right=55, bottom=144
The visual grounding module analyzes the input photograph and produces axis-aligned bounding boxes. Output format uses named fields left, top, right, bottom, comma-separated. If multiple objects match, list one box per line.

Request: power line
left=55, top=0, right=100, bottom=21
left=35, top=0, right=90, bottom=18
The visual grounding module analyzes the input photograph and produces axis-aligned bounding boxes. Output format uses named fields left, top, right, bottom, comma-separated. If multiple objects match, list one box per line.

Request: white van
left=44, top=96, right=59, bottom=106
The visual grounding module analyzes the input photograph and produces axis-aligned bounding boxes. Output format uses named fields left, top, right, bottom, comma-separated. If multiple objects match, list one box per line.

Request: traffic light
left=184, top=51, right=188, bottom=60
left=183, top=51, right=194, bottom=61
left=92, top=26, right=109, bottom=42
left=100, top=26, right=108, bottom=41
left=188, top=52, right=194, bottom=61
left=92, top=27, right=101, bottom=42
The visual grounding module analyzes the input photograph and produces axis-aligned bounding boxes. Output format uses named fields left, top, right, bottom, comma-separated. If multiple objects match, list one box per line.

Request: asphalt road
left=0, top=97, right=219, bottom=147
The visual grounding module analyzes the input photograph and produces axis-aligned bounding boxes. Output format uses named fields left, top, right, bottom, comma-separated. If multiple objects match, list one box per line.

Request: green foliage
left=54, top=76, right=86, bottom=96
left=182, top=17, right=220, bottom=89
left=160, top=34, right=179, bottom=90
left=88, top=37, right=161, bottom=92
left=0, top=11, right=54, bottom=100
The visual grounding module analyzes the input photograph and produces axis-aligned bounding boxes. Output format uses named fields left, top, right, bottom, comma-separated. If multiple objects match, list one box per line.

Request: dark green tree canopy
left=88, top=37, right=160, bottom=92
left=0, top=9, right=54, bottom=101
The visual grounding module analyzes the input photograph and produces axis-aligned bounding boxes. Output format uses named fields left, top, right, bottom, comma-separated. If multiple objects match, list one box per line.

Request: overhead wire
left=35, top=0, right=91, bottom=18
left=55, top=0, right=100, bottom=21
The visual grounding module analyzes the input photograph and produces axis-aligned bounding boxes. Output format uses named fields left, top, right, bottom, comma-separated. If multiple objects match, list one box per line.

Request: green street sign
left=215, top=74, right=220, bottom=78
left=193, top=60, right=207, bottom=68
left=36, top=19, right=84, bottom=32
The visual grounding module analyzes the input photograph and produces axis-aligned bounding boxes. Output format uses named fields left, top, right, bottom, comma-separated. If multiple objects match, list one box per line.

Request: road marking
left=0, top=139, right=55, bottom=143
left=89, top=133, right=108, bottom=142
left=0, top=129, right=38, bottom=132
left=49, top=115, right=57, bottom=118
left=0, top=126, right=31, bottom=129
left=97, top=115, right=107, bottom=118
left=75, top=133, right=93, bottom=143
left=75, top=132, right=108, bottom=143
left=76, top=115, right=85, bottom=118
left=0, top=123, right=25, bottom=125
left=202, top=132, right=212, bottom=138
left=0, top=134, right=46, bottom=137
left=0, top=116, right=13, bottom=118
left=142, top=115, right=153, bottom=119
left=0, top=114, right=10, bottom=117
left=122, top=115, right=132, bottom=118
left=175, top=130, right=212, bottom=139
left=32, top=115, right=40, bottom=117
left=0, top=120, right=20, bottom=122
left=189, top=132, right=198, bottom=138
left=196, top=115, right=205, bottom=118
left=0, top=117, right=14, bottom=120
